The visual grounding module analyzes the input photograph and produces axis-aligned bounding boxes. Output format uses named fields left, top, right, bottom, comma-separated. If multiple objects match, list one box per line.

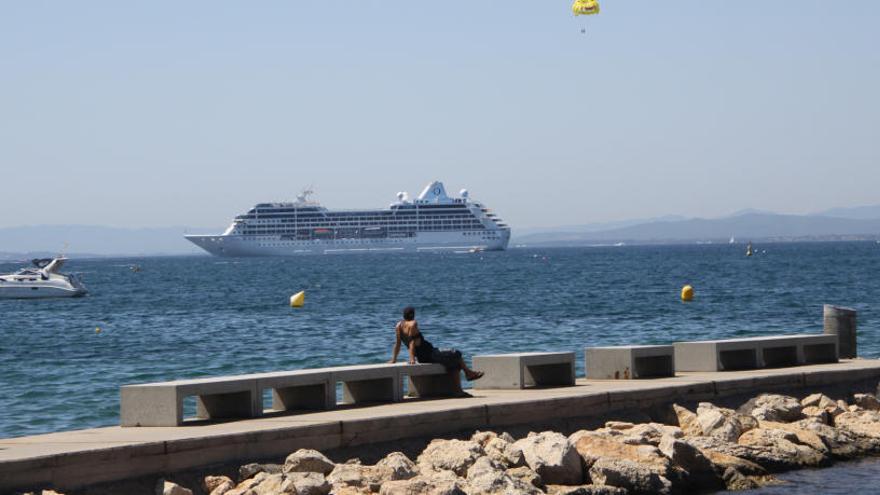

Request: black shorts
left=428, top=348, right=462, bottom=371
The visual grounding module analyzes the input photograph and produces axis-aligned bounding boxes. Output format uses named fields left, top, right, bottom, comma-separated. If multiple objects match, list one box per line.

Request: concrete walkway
left=3, top=360, right=880, bottom=492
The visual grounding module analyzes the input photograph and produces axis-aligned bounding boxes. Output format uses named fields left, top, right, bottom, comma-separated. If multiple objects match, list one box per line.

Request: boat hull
left=186, top=230, right=510, bottom=257
left=0, top=285, right=87, bottom=299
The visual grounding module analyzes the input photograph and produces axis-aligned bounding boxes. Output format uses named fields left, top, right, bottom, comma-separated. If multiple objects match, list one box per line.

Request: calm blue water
left=0, top=242, right=878, bottom=440
left=721, top=456, right=880, bottom=494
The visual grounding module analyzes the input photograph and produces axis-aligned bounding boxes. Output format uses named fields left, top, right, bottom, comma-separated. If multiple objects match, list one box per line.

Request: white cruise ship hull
left=186, top=230, right=510, bottom=257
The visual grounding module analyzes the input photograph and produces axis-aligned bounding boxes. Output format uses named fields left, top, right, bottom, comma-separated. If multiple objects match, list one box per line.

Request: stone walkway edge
left=2, top=360, right=879, bottom=492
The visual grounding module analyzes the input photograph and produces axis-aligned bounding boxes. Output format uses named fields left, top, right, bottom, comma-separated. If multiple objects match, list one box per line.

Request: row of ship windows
left=243, top=219, right=486, bottom=225
left=263, top=219, right=483, bottom=225
left=240, top=222, right=486, bottom=229
left=241, top=214, right=481, bottom=222
left=257, top=239, right=415, bottom=247
left=252, top=206, right=470, bottom=215
left=253, top=238, right=498, bottom=247
left=241, top=226, right=487, bottom=232
left=241, top=226, right=487, bottom=233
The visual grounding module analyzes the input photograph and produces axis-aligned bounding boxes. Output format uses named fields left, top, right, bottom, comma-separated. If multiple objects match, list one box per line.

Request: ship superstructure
left=185, top=181, right=510, bottom=256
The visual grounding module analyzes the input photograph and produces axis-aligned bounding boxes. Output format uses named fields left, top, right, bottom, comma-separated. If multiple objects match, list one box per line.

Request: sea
left=1, top=242, right=878, bottom=486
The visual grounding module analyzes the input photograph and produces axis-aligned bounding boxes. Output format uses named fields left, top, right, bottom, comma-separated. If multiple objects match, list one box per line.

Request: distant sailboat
left=746, top=242, right=754, bottom=257
left=729, top=236, right=736, bottom=245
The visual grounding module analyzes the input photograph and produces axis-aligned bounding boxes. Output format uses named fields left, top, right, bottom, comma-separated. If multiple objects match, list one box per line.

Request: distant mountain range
left=513, top=205, right=880, bottom=246
left=1, top=204, right=878, bottom=259
left=0, top=225, right=218, bottom=260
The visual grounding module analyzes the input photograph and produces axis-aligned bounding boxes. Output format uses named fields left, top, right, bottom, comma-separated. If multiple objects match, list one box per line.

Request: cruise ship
left=185, top=181, right=511, bottom=256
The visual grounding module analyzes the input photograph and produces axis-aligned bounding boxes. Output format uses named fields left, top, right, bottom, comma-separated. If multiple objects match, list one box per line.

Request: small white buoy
left=290, top=291, right=305, bottom=308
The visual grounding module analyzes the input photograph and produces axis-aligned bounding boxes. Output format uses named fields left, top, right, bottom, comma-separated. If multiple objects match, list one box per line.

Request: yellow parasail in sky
left=572, top=0, right=600, bottom=16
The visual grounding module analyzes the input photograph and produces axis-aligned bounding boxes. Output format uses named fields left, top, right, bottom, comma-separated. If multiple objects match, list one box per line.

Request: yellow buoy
left=95, top=326, right=102, bottom=334
left=681, top=285, right=694, bottom=302
left=289, top=290, right=305, bottom=308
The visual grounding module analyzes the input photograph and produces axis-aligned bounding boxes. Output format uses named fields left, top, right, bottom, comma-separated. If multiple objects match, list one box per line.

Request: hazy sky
left=2, top=1, right=878, bottom=229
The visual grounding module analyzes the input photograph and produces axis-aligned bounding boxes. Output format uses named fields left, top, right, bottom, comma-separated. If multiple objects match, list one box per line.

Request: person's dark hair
left=402, top=306, right=416, bottom=321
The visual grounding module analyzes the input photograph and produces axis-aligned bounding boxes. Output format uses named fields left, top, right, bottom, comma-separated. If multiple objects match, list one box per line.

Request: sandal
left=467, top=371, right=484, bottom=381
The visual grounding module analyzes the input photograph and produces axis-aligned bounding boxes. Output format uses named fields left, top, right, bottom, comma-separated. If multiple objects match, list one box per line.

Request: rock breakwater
left=21, top=388, right=880, bottom=495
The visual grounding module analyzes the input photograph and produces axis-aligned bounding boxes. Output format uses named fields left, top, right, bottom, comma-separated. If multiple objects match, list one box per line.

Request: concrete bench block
left=586, top=345, right=675, bottom=379
left=400, top=363, right=460, bottom=398
left=756, top=335, right=838, bottom=367
left=799, top=335, right=839, bottom=364
left=253, top=371, right=335, bottom=412
left=121, top=377, right=259, bottom=427
left=331, top=364, right=403, bottom=404
left=121, top=362, right=466, bottom=427
left=675, top=339, right=760, bottom=372
left=675, top=335, right=840, bottom=372
left=472, top=352, right=575, bottom=390
left=758, top=338, right=800, bottom=368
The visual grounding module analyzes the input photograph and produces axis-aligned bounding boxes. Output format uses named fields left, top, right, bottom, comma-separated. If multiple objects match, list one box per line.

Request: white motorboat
left=0, top=257, right=87, bottom=299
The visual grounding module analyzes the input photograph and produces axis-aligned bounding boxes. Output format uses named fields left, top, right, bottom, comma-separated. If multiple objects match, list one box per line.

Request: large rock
left=596, top=422, right=683, bottom=446
left=604, top=421, right=635, bottom=430
left=757, top=420, right=829, bottom=455
left=545, top=485, right=627, bottom=494
left=375, top=452, right=419, bottom=481
left=658, top=434, right=724, bottom=490
left=281, top=472, right=330, bottom=495
left=589, top=458, right=671, bottom=494
left=203, top=476, right=234, bottom=495
left=740, top=394, right=803, bottom=423
left=678, top=439, right=776, bottom=490
left=249, top=473, right=285, bottom=495
left=507, top=466, right=543, bottom=489
left=575, top=432, right=671, bottom=477
left=239, top=463, right=281, bottom=482
left=417, top=439, right=484, bottom=477
left=738, top=427, right=828, bottom=467
left=222, top=472, right=285, bottom=495
left=470, top=430, right=498, bottom=446
left=852, top=393, right=880, bottom=411
left=331, top=487, right=371, bottom=495
left=687, top=430, right=824, bottom=472
left=801, top=393, right=835, bottom=409
left=379, top=472, right=466, bottom=495
left=156, top=480, right=193, bottom=495
left=801, top=406, right=832, bottom=424
left=379, top=478, right=431, bottom=495
left=484, top=436, right=526, bottom=468
left=569, top=429, right=602, bottom=446
left=789, top=419, right=868, bottom=458
left=514, top=431, right=584, bottom=485
left=283, top=449, right=335, bottom=475
left=721, top=467, right=775, bottom=491
left=692, top=446, right=767, bottom=477
left=801, top=396, right=846, bottom=420
left=327, top=455, right=417, bottom=493
left=835, top=410, right=880, bottom=440
left=327, top=463, right=376, bottom=491
left=695, top=403, right=750, bottom=442
left=465, top=457, right=541, bottom=495
left=672, top=404, right=702, bottom=437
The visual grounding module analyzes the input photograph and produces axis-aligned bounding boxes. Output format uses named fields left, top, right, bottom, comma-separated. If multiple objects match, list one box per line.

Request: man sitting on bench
left=389, top=306, right=484, bottom=394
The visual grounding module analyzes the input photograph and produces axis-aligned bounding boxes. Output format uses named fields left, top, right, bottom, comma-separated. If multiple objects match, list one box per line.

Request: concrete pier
left=824, top=304, right=858, bottom=358
left=2, top=359, right=880, bottom=493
